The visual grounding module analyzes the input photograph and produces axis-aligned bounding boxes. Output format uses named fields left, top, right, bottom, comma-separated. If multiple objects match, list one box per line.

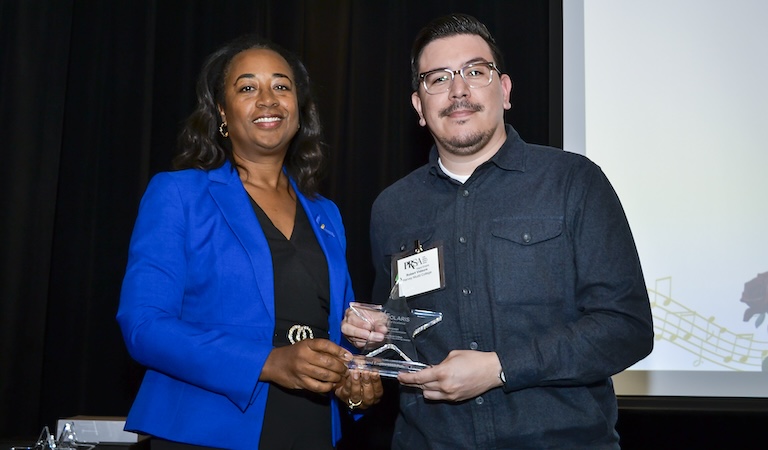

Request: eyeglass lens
left=423, top=63, right=494, bottom=94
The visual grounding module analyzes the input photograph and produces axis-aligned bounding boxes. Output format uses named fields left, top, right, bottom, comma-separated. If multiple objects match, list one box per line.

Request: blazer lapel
left=293, top=180, right=346, bottom=343
left=207, top=162, right=275, bottom=322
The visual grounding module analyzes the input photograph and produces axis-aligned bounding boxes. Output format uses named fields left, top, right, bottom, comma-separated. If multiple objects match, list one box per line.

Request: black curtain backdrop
left=0, top=0, right=561, bottom=445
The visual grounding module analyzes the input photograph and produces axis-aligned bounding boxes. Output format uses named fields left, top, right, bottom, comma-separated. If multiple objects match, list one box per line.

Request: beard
left=435, top=128, right=495, bottom=157
left=434, top=99, right=495, bottom=156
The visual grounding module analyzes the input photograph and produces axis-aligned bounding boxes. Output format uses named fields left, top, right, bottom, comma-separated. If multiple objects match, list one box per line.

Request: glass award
left=347, top=281, right=442, bottom=377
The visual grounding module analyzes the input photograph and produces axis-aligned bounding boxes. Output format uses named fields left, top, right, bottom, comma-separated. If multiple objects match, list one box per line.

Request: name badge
left=393, top=241, right=445, bottom=298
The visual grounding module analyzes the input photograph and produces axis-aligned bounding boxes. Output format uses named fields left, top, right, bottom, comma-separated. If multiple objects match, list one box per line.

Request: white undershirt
left=438, top=158, right=471, bottom=184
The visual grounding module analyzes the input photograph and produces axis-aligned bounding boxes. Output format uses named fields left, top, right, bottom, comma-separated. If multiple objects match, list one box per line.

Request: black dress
left=252, top=198, right=334, bottom=450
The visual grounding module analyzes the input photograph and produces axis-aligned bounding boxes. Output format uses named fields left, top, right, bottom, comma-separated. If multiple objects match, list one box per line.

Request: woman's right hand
left=261, top=338, right=352, bottom=393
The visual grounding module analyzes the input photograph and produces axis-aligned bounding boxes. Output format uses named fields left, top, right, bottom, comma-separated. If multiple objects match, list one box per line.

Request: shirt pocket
left=489, top=216, right=566, bottom=305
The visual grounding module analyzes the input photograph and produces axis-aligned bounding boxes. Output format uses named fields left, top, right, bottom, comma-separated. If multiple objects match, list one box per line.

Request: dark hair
left=173, top=34, right=326, bottom=197
left=410, top=14, right=505, bottom=91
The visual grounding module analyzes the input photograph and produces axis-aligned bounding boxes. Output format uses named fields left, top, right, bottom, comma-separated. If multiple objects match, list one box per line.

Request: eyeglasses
left=419, top=62, right=499, bottom=95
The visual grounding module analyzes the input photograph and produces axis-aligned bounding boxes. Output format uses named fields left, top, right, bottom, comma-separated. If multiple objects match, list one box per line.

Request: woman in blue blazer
left=117, top=35, right=382, bottom=449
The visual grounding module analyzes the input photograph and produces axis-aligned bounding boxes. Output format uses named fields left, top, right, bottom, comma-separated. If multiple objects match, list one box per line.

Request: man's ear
left=411, top=91, right=426, bottom=127
left=501, top=74, right=514, bottom=110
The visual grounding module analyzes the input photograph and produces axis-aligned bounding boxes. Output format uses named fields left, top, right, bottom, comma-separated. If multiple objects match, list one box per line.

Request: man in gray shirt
left=343, top=13, right=653, bottom=449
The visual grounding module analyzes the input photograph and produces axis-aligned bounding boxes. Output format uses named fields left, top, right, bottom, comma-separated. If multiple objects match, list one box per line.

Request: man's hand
left=397, top=350, right=503, bottom=401
left=341, top=303, right=389, bottom=348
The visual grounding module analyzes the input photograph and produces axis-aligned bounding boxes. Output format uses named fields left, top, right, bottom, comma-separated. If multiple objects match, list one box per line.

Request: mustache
left=439, top=100, right=484, bottom=118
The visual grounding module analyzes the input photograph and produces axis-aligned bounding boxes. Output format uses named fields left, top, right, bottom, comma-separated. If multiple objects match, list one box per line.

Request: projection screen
left=563, top=0, right=768, bottom=398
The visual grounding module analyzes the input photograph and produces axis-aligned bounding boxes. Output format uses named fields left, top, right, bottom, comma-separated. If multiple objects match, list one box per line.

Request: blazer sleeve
left=117, top=172, right=271, bottom=412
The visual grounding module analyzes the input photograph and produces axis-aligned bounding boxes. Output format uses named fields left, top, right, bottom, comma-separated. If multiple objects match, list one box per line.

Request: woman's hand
left=261, top=338, right=352, bottom=393
left=335, top=369, right=384, bottom=411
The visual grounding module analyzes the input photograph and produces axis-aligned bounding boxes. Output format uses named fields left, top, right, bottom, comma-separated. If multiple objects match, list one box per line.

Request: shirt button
left=469, top=341, right=478, bottom=350
left=475, top=396, right=484, bottom=405
left=459, top=236, right=467, bottom=244
left=522, top=232, right=532, bottom=243
left=462, top=189, right=469, bottom=197
left=400, top=244, right=406, bottom=251
left=462, top=288, right=471, bottom=295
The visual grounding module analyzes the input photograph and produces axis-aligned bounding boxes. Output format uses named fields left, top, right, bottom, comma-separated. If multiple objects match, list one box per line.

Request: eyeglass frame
left=418, top=61, right=500, bottom=95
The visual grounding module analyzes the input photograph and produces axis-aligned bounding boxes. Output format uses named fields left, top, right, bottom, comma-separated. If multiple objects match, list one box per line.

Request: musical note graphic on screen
left=650, top=277, right=768, bottom=370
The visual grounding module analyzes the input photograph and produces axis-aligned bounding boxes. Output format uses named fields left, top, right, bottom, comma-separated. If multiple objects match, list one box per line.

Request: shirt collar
left=428, top=124, right=527, bottom=178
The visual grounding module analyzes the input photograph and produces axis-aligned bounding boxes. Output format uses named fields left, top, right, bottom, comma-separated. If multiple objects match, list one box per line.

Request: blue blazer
left=117, top=161, right=354, bottom=449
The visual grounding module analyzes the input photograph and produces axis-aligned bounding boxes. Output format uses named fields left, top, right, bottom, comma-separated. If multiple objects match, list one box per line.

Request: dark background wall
left=1, top=1, right=765, bottom=448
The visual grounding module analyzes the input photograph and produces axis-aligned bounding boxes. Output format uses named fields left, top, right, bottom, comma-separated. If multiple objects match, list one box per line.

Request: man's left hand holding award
left=341, top=281, right=442, bottom=378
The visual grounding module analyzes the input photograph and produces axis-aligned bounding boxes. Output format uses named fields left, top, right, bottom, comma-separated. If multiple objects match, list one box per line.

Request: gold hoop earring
left=218, top=122, right=229, bottom=138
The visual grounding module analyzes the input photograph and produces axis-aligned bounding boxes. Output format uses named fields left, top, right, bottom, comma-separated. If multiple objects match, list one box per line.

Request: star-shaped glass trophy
left=347, top=279, right=442, bottom=377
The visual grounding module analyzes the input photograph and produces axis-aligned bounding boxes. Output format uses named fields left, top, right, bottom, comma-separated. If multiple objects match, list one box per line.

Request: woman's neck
left=233, top=151, right=286, bottom=191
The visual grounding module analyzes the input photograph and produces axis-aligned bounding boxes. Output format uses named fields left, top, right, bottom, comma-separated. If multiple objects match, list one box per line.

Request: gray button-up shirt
left=370, top=125, right=654, bottom=449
